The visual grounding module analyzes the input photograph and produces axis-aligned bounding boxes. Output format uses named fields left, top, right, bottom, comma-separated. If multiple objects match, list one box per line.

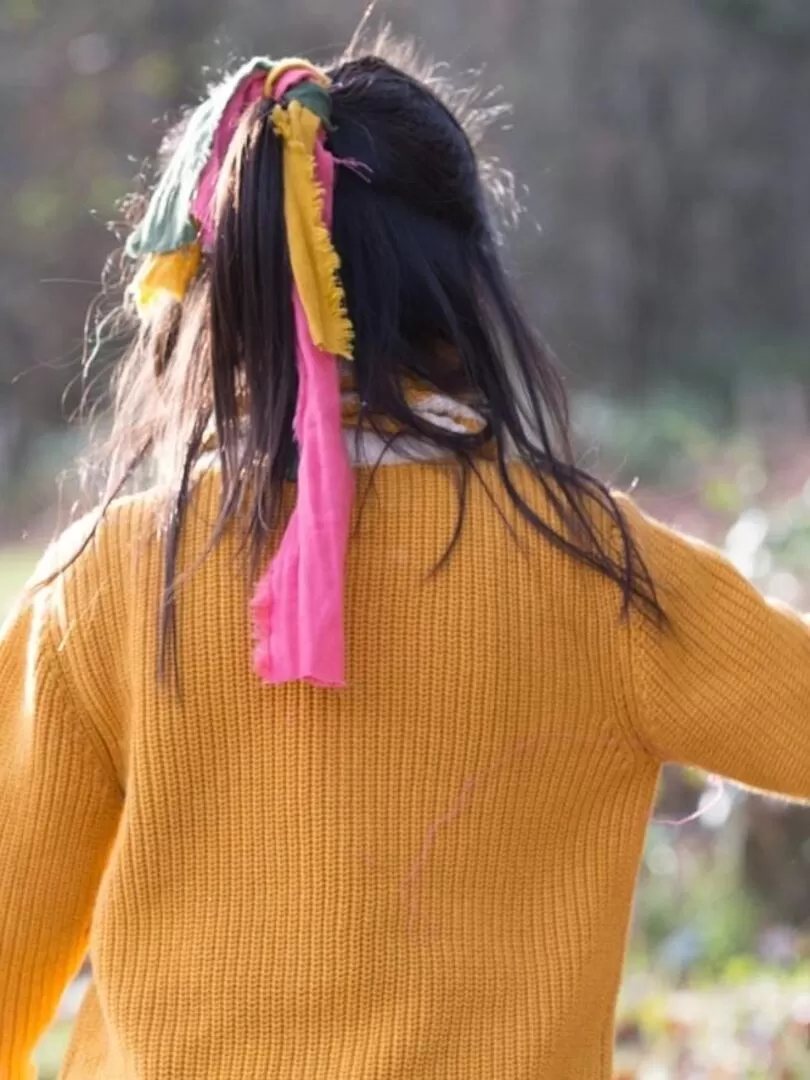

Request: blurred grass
left=35, top=1026, right=72, bottom=1080
left=0, top=548, right=37, bottom=618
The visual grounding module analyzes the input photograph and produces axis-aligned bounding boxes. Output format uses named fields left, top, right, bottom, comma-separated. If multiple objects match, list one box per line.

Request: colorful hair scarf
left=128, top=58, right=355, bottom=688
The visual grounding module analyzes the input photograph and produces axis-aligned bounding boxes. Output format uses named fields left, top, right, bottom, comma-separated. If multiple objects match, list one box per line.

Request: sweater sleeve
left=0, top=579, right=122, bottom=1078
left=622, top=497, right=810, bottom=800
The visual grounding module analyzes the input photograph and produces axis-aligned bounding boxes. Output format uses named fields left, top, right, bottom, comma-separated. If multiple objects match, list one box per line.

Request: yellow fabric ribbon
left=271, top=98, right=353, bottom=360
left=132, top=243, right=202, bottom=316
left=263, top=58, right=329, bottom=98
left=131, top=56, right=353, bottom=367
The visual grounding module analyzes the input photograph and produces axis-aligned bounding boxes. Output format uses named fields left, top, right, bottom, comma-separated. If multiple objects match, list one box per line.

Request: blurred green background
left=2, top=0, right=810, bottom=1076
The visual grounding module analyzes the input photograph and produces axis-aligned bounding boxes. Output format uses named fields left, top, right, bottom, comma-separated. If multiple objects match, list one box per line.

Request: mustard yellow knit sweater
left=3, top=461, right=810, bottom=1080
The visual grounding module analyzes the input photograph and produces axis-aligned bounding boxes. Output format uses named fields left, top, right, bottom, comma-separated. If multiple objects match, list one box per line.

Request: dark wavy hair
left=77, top=33, right=661, bottom=673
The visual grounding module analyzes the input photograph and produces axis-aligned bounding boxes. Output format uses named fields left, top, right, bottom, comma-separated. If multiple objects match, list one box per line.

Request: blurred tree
left=743, top=800, right=810, bottom=928
left=702, top=0, right=810, bottom=43
left=1, top=0, right=808, bottom=423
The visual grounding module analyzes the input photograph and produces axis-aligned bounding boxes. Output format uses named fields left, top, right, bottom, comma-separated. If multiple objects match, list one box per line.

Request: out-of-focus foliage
left=615, top=969, right=810, bottom=1078
left=701, top=0, right=810, bottom=42
left=1, top=0, right=810, bottom=493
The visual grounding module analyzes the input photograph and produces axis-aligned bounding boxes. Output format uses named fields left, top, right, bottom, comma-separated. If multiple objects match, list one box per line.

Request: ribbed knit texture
left=2, top=461, right=810, bottom=1080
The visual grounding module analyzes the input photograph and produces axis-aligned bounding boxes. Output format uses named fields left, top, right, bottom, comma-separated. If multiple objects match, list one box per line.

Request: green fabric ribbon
left=126, top=57, right=273, bottom=259
left=284, top=82, right=334, bottom=129
left=126, top=59, right=334, bottom=264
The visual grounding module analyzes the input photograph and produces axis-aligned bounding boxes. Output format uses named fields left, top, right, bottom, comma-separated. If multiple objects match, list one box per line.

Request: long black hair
left=80, top=35, right=661, bottom=674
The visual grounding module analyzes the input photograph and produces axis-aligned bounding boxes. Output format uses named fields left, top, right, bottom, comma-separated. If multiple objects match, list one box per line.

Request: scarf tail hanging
left=252, top=293, right=354, bottom=688
left=250, top=65, right=354, bottom=688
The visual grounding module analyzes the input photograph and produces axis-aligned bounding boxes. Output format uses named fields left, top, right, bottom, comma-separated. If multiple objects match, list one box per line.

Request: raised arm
left=623, top=498, right=810, bottom=800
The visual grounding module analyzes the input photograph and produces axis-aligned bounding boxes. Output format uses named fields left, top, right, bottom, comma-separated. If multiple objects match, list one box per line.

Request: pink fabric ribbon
left=252, top=67, right=354, bottom=688
left=193, top=64, right=353, bottom=688
left=192, top=70, right=267, bottom=250
left=250, top=284, right=354, bottom=688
